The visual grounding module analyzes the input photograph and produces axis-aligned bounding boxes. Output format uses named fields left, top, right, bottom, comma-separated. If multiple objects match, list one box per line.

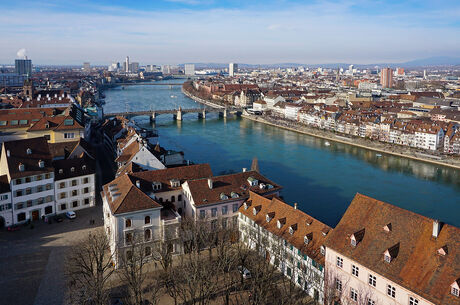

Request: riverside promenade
left=242, top=113, right=460, bottom=170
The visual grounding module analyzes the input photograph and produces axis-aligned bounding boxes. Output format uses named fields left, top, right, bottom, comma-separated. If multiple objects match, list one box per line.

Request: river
left=103, top=79, right=460, bottom=228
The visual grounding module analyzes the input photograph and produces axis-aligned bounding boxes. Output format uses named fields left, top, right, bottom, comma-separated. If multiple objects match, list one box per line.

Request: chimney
left=242, top=168, right=247, bottom=172
left=136, top=180, right=140, bottom=188
left=207, top=178, right=213, bottom=189
left=432, top=220, right=441, bottom=238
left=294, top=203, right=298, bottom=210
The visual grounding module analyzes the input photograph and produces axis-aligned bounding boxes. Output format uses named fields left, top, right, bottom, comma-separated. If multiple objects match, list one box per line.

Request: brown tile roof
left=240, top=192, right=331, bottom=265
left=115, top=140, right=140, bottom=163
left=0, top=107, right=67, bottom=129
left=324, top=193, right=460, bottom=305
left=128, top=164, right=213, bottom=193
left=103, top=174, right=162, bottom=215
left=48, top=141, right=79, bottom=159
left=27, top=115, right=83, bottom=132
left=187, top=170, right=282, bottom=206
left=2, top=137, right=53, bottom=179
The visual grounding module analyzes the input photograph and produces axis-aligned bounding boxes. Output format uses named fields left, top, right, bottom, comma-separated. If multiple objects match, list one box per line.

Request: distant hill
left=182, top=56, right=460, bottom=70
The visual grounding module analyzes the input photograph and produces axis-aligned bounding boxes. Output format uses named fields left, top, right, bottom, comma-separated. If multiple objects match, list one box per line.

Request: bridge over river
left=103, top=107, right=243, bottom=122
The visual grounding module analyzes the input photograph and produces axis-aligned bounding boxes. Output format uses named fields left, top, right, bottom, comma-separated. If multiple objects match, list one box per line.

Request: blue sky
left=1, top=0, right=459, bottom=65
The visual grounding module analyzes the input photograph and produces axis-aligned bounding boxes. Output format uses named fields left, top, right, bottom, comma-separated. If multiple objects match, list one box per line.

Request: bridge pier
left=150, top=112, right=156, bottom=123
left=219, top=107, right=228, bottom=118
left=175, top=107, right=183, bottom=121
left=198, top=110, right=206, bottom=119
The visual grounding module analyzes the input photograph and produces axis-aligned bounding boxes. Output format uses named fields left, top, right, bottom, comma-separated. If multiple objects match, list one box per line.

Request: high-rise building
left=162, top=65, right=171, bottom=74
left=83, top=62, right=90, bottom=72
left=15, top=59, right=32, bottom=77
left=184, top=64, right=195, bottom=76
left=125, top=56, right=130, bottom=73
left=380, top=67, right=393, bottom=88
left=396, top=67, right=405, bottom=75
left=229, top=63, right=238, bottom=77
left=130, top=62, right=139, bottom=73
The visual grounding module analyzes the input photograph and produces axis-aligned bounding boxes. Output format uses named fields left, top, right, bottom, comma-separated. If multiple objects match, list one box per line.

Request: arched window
left=145, top=216, right=150, bottom=224
left=145, top=246, right=151, bottom=256
left=178, top=195, right=182, bottom=201
left=125, top=219, right=131, bottom=228
left=144, top=229, right=151, bottom=241
left=171, top=196, right=175, bottom=202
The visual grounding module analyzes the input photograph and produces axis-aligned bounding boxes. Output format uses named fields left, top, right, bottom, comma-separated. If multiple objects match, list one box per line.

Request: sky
left=1, top=0, right=459, bottom=65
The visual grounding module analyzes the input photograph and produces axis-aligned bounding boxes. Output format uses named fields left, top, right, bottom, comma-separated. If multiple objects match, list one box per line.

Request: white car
left=65, top=211, right=76, bottom=219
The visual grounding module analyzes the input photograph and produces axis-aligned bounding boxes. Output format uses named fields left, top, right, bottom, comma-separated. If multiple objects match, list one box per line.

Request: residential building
left=0, top=137, right=55, bottom=224
left=324, top=193, right=460, bottom=305
left=15, top=58, right=32, bottom=76
left=229, top=63, right=238, bottom=77
left=184, top=64, right=195, bottom=76
left=381, top=68, right=393, bottom=88
left=0, top=175, right=12, bottom=227
left=53, top=157, right=95, bottom=214
left=239, top=191, right=331, bottom=303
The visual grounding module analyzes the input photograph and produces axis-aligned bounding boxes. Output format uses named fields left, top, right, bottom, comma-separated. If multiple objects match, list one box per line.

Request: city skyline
left=1, top=0, right=460, bottom=65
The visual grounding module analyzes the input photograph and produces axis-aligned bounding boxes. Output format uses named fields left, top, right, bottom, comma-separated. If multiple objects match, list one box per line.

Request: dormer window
left=383, top=223, right=392, bottom=232
left=231, top=191, right=239, bottom=198
left=277, top=218, right=286, bottom=229
left=437, top=245, right=448, bottom=256
left=220, top=193, right=229, bottom=200
left=252, top=205, right=261, bottom=216
left=152, top=182, right=162, bottom=191
left=59, top=169, right=63, bottom=174
left=451, top=280, right=459, bottom=297
left=244, top=202, right=248, bottom=210
left=38, top=160, right=45, bottom=168
left=26, top=148, right=32, bottom=155
left=266, top=212, right=274, bottom=223
left=322, top=227, right=330, bottom=236
left=289, top=224, right=297, bottom=235
left=384, top=254, right=391, bottom=263
left=320, top=245, right=325, bottom=255
left=170, top=179, right=180, bottom=188
left=82, top=165, right=87, bottom=170
left=350, top=229, right=365, bottom=247
left=18, top=163, right=25, bottom=172
left=247, top=176, right=258, bottom=186
left=305, top=217, right=313, bottom=226
left=384, top=243, right=399, bottom=263
left=70, top=167, right=75, bottom=172
left=259, top=183, right=265, bottom=189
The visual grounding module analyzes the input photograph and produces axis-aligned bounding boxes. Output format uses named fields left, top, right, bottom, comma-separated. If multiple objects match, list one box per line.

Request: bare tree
left=323, top=267, right=349, bottom=305
left=65, top=229, right=114, bottom=305
left=118, top=231, right=150, bottom=305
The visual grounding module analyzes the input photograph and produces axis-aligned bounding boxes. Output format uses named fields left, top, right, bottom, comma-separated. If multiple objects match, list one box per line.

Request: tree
left=118, top=231, right=150, bottom=305
left=65, top=229, right=115, bottom=305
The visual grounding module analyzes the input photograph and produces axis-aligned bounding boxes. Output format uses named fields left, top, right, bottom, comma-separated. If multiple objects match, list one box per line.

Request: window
left=16, top=178, right=22, bottom=185
left=200, top=210, right=206, bottom=219
left=320, top=245, right=325, bottom=255
left=336, top=256, right=343, bottom=268
left=16, top=190, right=23, bottom=197
left=83, top=187, right=89, bottom=194
left=144, top=229, right=151, bottom=241
left=46, top=184, right=52, bottom=190
left=387, top=284, right=396, bottom=298
left=367, top=298, right=375, bottom=305
left=84, top=198, right=90, bottom=205
left=233, top=203, right=239, bottom=212
left=125, top=232, right=132, bottom=244
left=45, top=173, right=51, bottom=179
left=26, top=200, right=32, bottom=207
left=64, top=132, right=75, bottom=139
left=232, top=216, right=238, bottom=227
left=222, top=206, right=228, bottom=215
left=368, top=274, right=376, bottom=287
left=72, top=201, right=78, bottom=208
left=72, top=180, right=78, bottom=186
left=45, top=206, right=53, bottom=214
left=72, top=190, right=78, bottom=196
left=178, top=194, right=182, bottom=201
left=59, top=182, right=65, bottom=189
left=10, top=120, right=18, bottom=125
left=83, top=177, right=89, bottom=184
left=352, top=265, right=359, bottom=277
left=0, top=194, right=8, bottom=200
left=25, top=177, right=31, bottom=183
left=37, top=186, right=43, bottom=192
left=64, top=119, right=74, bottom=126
left=222, top=217, right=227, bottom=228
left=171, top=195, right=175, bottom=202
left=145, top=216, right=150, bottom=224
left=452, top=287, right=459, bottom=297
left=350, top=288, right=358, bottom=302
left=125, top=219, right=132, bottom=228
left=145, top=246, right=151, bottom=256
left=211, top=220, right=217, bottom=230
left=60, top=203, right=67, bottom=210
left=211, top=208, right=217, bottom=217
left=286, top=267, right=292, bottom=277
left=36, top=175, right=43, bottom=181
left=17, top=212, right=26, bottom=222
left=26, top=188, right=32, bottom=195
left=19, top=119, right=28, bottom=125
left=59, top=192, right=66, bottom=199
left=409, top=297, right=419, bottom=305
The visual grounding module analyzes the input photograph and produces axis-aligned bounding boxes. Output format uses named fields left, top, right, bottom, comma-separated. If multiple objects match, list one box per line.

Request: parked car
left=54, top=215, right=64, bottom=222
left=238, top=266, right=251, bottom=279
left=7, top=225, right=20, bottom=231
left=65, top=211, right=76, bottom=219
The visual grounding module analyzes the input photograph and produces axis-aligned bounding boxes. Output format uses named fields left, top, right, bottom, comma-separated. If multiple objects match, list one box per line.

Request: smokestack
left=207, top=178, right=213, bottom=189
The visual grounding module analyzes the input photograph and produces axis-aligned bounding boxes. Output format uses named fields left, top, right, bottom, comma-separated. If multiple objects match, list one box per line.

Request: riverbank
left=242, top=114, right=460, bottom=170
